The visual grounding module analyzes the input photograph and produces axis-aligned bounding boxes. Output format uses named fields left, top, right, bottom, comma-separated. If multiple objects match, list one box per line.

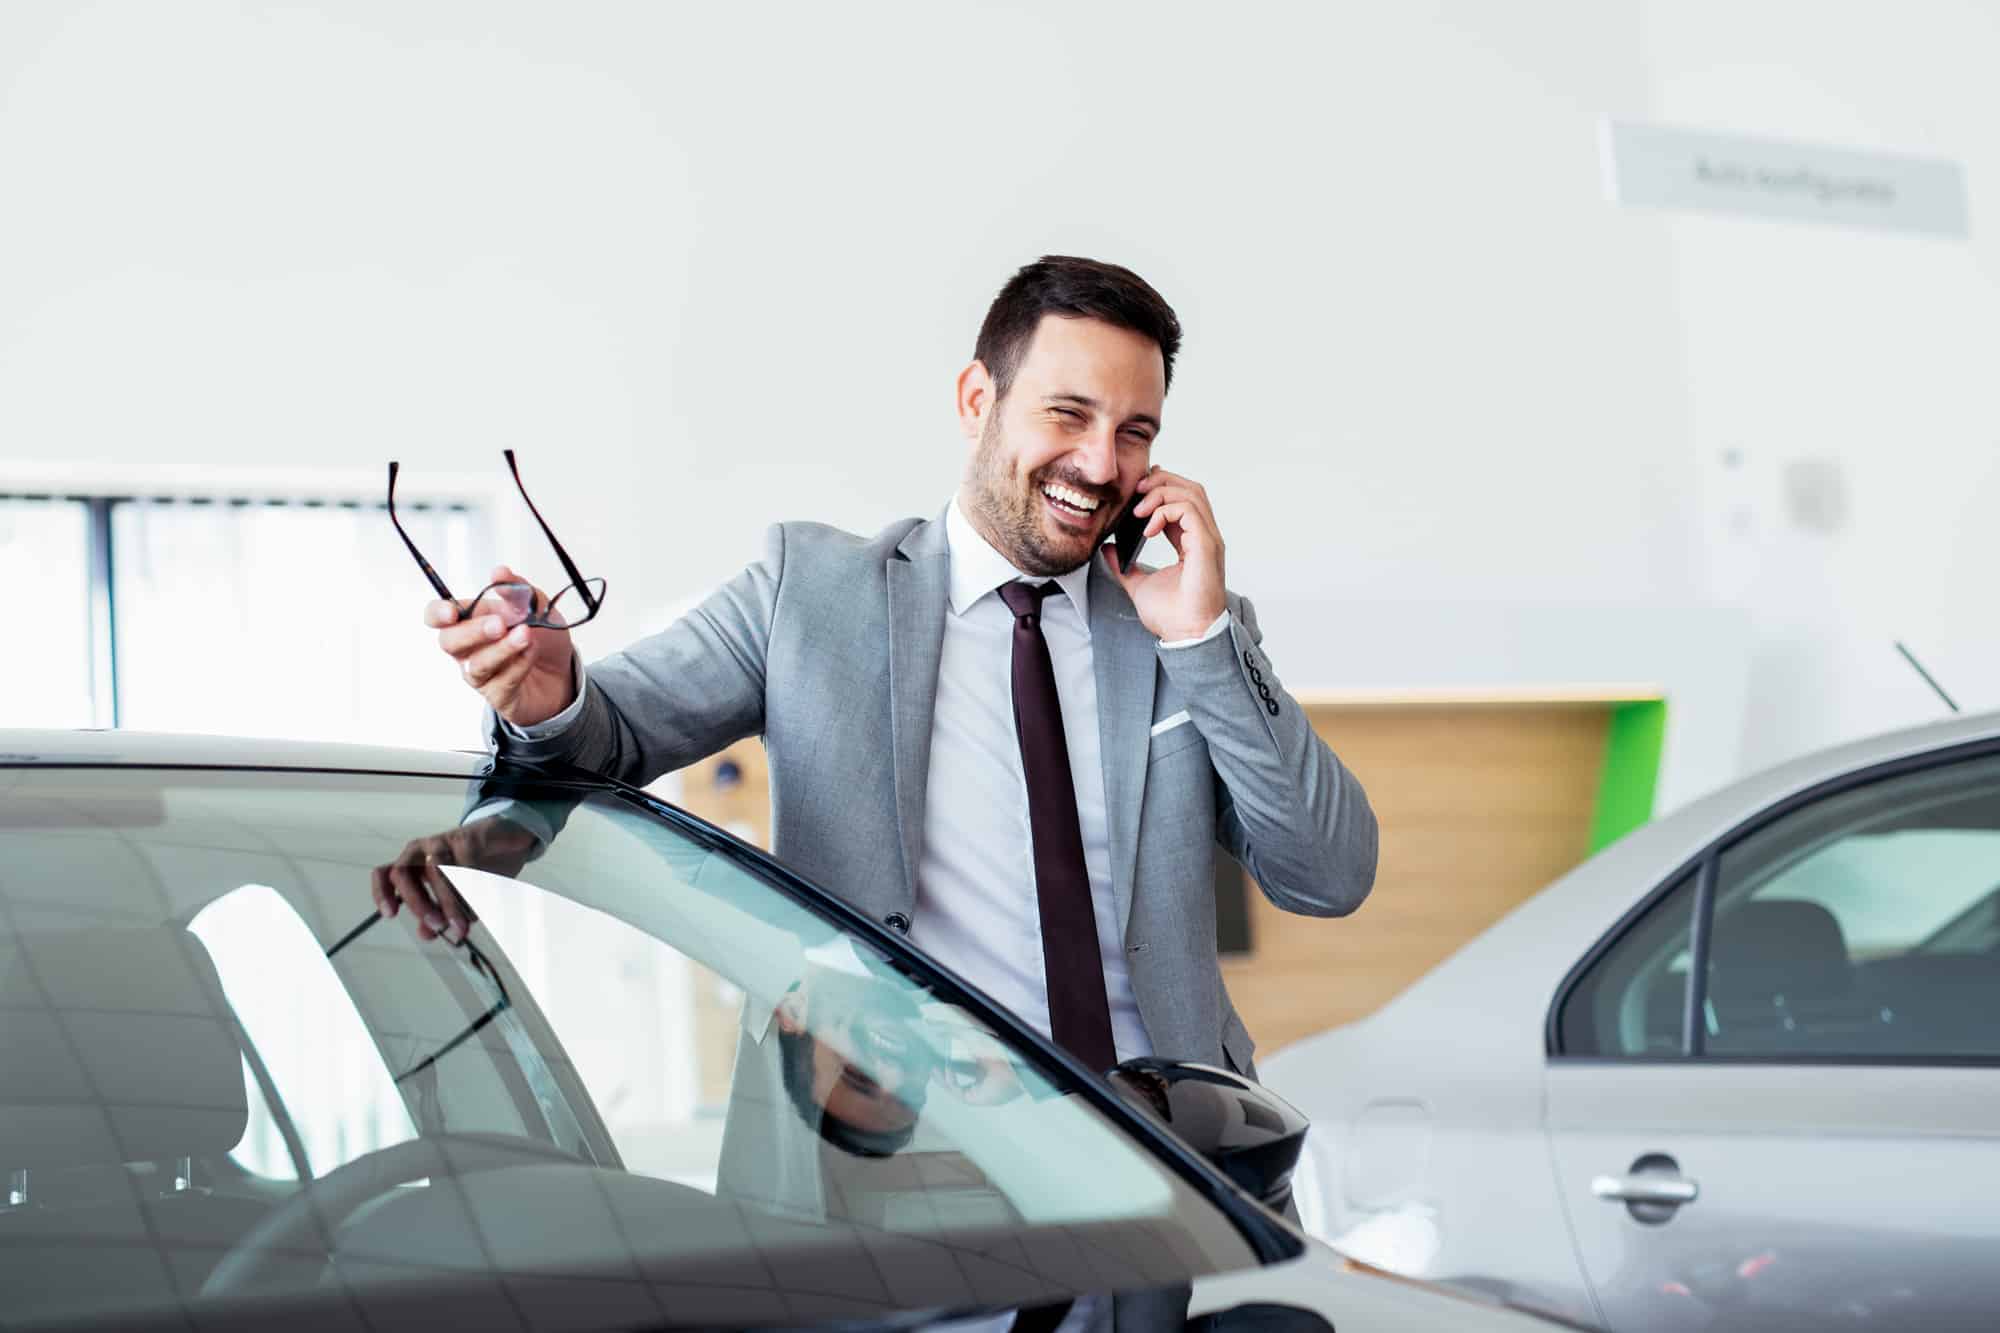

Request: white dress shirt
left=912, top=500, right=1155, bottom=1063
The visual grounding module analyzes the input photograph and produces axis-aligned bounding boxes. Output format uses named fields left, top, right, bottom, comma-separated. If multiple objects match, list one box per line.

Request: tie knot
left=999, top=580, right=1061, bottom=622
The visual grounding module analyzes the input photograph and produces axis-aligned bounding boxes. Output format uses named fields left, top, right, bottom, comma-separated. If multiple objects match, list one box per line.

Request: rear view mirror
left=1106, top=1058, right=1309, bottom=1213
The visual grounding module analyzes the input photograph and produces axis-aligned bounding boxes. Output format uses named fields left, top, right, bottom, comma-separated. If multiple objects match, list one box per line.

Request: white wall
left=27, top=1, right=1963, bottom=808
left=1635, top=0, right=2000, bottom=772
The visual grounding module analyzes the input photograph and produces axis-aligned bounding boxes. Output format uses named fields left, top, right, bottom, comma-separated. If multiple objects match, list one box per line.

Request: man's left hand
left=1104, top=466, right=1228, bottom=642
left=371, top=815, right=541, bottom=944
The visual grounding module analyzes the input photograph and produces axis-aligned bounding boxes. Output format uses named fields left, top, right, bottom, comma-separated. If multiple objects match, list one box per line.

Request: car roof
left=1588, top=704, right=2000, bottom=888
left=0, top=728, right=504, bottom=780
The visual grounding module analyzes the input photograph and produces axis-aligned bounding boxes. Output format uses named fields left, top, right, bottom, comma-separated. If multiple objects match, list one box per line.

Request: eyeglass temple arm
left=502, top=449, right=598, bottom=610
left=326, top=910, right=381, bottom=960
left=394, top=940, right=512, bottom=1085
left=387, top=462, right=459, bottom=605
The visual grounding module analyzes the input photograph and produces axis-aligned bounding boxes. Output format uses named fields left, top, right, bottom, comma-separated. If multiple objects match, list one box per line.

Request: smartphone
left=1110, top=493, right=1148, bottom=574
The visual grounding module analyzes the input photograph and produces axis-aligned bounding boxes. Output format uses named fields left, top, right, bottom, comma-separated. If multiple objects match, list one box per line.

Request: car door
left=1544, top=746, right=2000, bottom=1332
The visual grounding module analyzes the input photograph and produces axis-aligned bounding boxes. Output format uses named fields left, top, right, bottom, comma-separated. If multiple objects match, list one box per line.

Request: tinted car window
left=1558, top=873, right=1697, bottom=1057
left=0, top=767, right=1258, bottom=1330
left=1704, top=753, right=2000, bottom=1059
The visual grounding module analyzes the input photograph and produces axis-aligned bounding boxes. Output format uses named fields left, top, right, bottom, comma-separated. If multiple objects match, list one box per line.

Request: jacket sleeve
left=1155, top=592, right=1378, bottom=917
left=483, top=523, right=785, bottom=787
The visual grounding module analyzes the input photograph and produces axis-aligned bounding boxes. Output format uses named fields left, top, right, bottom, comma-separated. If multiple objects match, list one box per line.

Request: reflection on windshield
left=1, top=769, right=1257, bottom=1331
left=328, top=912, right=595, bottom=1161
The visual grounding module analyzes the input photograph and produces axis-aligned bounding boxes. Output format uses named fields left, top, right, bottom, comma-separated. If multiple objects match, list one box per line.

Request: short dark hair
left=974, top=255, right=1182, bottom=400
left=776, top=1024, right=922, bottom=1159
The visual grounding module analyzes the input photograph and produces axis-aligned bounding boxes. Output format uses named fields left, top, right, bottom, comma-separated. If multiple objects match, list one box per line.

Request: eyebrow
left=1043, top=393, right=1161, bottom=434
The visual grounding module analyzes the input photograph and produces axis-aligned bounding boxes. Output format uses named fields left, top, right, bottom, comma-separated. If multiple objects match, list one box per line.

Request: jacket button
left=884, top=912, right=911, bottom=934
left=1265, top=698, right=1280, bottom=716
left=1242, top=649, right=1258, bottom=669
left=1249, top=666, right=1265, bottom=685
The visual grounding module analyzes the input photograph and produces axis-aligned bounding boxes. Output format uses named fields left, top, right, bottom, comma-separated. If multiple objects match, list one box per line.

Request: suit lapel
left=885, top=514, right=951, bottom=907
left=1089, top=555, right=1157, bottom=942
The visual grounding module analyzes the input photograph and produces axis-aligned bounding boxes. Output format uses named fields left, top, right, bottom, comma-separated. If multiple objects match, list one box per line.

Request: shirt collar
left=944, top=497, right=1093, bottom=627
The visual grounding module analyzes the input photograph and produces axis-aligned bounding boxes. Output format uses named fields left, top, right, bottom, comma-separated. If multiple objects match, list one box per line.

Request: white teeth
left=1041, top=482, right=1100, bottom=512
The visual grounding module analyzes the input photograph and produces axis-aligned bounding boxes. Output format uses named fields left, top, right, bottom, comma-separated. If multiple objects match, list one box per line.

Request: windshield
left=0, top=765, right=1258, bottom=1330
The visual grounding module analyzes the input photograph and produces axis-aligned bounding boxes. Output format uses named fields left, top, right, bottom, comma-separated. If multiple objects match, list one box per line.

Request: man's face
left=960, top=315, right=1165, bottom=577
left=777, top=981, right=926, bottom=1142
left=810, top=1022, right=922, bottom=1138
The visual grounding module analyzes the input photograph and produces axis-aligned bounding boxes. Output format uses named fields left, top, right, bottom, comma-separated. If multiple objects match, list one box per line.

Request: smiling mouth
left=1040, top=480, right=1105, bottom=527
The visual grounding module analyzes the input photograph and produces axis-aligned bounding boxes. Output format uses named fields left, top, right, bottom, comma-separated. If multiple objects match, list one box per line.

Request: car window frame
left=1548, top=733, right=2000, bottom=1068
left=1, top=754, right=1304, bottom=1269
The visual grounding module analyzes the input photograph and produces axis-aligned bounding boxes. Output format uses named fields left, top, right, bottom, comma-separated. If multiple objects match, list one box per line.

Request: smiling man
left=420, top=247, right=1376, bottom=1076
left=411, top=254, right=1377, bottom=1328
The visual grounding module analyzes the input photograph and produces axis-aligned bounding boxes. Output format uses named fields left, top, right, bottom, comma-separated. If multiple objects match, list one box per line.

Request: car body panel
left=1264, top=708, right=2000, bottom=1331
left=1546, top=1062, right=1999, bottom=1330
left=0, top=727, right=493, bottom=778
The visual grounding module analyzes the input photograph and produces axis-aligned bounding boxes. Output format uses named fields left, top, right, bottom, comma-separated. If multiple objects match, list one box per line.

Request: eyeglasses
left=387, top=449, right=606, bottom=630
left=328, top=909, right=511, bottom=1085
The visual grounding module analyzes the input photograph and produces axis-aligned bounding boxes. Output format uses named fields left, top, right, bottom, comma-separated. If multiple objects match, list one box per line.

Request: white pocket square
left=1149, top=710, right=1192, bottom=737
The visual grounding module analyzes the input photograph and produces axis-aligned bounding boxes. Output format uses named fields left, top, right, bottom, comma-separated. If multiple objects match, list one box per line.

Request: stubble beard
left=964, top=412, right=1103, bottom=577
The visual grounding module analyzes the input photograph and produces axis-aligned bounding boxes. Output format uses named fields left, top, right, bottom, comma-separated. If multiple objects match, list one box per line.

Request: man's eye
left=1052, top=407, right=1083, bottom=422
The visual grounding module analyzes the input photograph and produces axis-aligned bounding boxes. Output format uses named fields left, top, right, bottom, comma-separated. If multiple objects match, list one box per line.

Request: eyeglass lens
left=455, top=577, right=607, bottom=629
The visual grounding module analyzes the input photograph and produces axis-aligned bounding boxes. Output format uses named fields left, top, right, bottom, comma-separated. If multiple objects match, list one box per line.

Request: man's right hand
left=427, top=564, right=578, bottom=727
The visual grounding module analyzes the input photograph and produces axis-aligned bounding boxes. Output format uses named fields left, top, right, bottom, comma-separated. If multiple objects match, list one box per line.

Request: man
left=412, top=249, right=1374, bottom=1071
left=403, top=254, right=1376, bottom=1322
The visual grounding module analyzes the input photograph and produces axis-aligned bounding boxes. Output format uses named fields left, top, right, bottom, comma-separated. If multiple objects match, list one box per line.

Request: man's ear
left=955, top=360, right=994, bottom=444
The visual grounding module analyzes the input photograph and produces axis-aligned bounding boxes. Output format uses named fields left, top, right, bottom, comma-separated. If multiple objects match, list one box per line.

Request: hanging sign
left=1603, top=120, right=1968, bottom=238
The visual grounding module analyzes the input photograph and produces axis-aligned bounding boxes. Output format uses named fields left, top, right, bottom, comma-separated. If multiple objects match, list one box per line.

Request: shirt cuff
left=1158, top=610, right=1233, bottom=650
left=500, top=657, right=588, bottom=740
left=461, top=799, right=558, bottom=848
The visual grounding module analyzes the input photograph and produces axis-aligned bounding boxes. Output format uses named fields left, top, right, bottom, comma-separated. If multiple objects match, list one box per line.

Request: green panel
left=1589, top=699, right=1667, bottom=854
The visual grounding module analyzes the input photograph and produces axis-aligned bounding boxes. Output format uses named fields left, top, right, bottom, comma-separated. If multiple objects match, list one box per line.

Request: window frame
left=2, top=486, right=492, bottom=729
left=1548, top=733, right=2000, bottom=1068
left=2, top=458, right=522, bottom=733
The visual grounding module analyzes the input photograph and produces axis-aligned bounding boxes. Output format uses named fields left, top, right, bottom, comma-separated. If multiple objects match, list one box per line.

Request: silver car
left=1264, top=709, right=2000, bottom=1332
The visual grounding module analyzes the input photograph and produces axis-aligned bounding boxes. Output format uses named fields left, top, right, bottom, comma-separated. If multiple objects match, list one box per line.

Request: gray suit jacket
left=490, top=510, right=1377, bottom=1077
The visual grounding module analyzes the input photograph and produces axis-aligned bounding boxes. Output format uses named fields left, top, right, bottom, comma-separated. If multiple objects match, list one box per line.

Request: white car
left=1265, top=708, right=2000, bottom=1332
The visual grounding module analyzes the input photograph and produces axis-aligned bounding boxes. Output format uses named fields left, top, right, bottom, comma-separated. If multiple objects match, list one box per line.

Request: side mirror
left=1106, top=1058, right=1309, bottom=1213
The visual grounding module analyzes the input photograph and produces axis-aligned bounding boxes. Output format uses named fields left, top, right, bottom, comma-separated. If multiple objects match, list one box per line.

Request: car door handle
left=1591, top=1174, right=1699, bottom=1205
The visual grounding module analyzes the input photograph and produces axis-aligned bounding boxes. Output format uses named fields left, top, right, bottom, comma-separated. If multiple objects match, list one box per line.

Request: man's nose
left=1070, top=430, right=1118, bottom=485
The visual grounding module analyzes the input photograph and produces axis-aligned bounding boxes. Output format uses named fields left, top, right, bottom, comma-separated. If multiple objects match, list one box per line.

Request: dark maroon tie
left=998, top=580, right=1118, bottom=1074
